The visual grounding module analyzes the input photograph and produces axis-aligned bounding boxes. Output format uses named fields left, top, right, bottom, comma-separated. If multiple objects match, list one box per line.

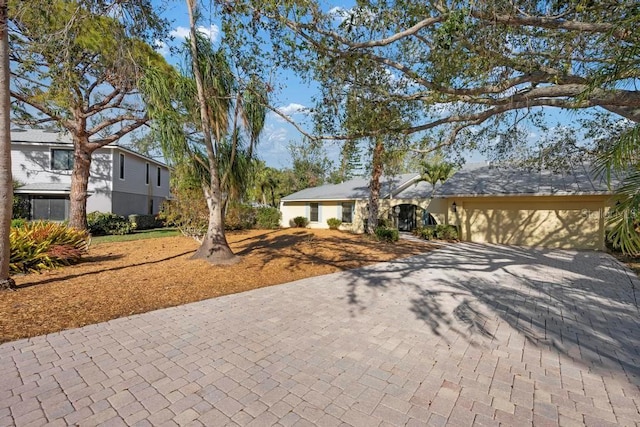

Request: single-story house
left=436, top=163, right=617, bottom=250
left=279, top=173, right=439, bottom=233
left=280, top=162, right=618, bottom=250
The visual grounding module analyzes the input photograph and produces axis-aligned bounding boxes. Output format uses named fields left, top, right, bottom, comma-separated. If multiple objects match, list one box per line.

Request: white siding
left=11, top=141, right=170, bottom=217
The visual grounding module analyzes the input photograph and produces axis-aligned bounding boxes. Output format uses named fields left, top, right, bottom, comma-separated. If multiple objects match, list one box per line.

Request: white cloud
left=154, top=40, right=170, bottom=56
left=328, top=6, right=350, bottom=22
left=277, top=103, right=307, bottom=117
left=170, top=24, right=220, bottom=43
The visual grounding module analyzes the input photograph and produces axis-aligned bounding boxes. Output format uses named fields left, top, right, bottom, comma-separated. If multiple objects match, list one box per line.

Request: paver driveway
left=1, top=243, right=640, bottom=426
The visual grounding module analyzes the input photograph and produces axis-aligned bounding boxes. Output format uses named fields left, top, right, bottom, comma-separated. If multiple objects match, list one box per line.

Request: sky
left=152, top=0, right=324, bottom=170
left=149, top=1, right=596, bottom=173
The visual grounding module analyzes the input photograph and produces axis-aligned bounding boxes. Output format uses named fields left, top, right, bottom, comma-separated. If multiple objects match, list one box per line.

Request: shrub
left=159, top=189, right=208, bottom=240
left=10, top=221, right=89, bottom=274
left=87, top=212, right=134, bottom=236
left=414, top=225, right=458, bottom=241
left=416, top=226, right=436, bottom=240
left=293, top=216, right=309, bottom=228
left=11, top=218, right=26, bottom=228
left=12, top=195, right=30, bottom=219
left=374, top=226, right=399, bottom=242
left=377, top=217, right=391, bottom=228
left=128, top=214, right=161, bottom=230
left=435, top=224, right=458, bottom=240
left=225, top=203, right=256, bottom=230
left=327, top=217, right=342, bottom=230
left=255, top=206, right=281, bottom=229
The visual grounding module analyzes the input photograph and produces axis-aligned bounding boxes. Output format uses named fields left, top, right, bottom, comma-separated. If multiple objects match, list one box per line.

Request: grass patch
left=91, top=228, right=180, bottom=244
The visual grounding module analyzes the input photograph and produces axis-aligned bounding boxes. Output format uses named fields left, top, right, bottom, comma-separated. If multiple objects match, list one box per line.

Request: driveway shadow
left=340, top=243, right=640, bottom=384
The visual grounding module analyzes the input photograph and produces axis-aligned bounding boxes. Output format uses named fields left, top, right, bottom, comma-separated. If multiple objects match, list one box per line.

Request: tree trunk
left=68, top=138, right=93, bottom=230
left=367, top=136, right=384, bottom=234
left=0, top=0, right=14, bottom=289
left=186, top=0, right=238, bottom=265
left=192, top=179, right=238, bottom=264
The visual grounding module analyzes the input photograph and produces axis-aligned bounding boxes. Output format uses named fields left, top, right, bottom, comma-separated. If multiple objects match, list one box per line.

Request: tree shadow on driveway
left=340, top=242, right=640, bottom=385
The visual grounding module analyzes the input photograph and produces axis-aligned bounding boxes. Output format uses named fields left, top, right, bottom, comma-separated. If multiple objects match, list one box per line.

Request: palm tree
left=141, top=2, right=266, bottom=264
left=595, top=125, right=640, bottom=254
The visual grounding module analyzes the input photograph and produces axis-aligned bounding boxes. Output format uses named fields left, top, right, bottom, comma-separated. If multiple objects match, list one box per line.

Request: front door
left=398, top=204, right=416, bottom=231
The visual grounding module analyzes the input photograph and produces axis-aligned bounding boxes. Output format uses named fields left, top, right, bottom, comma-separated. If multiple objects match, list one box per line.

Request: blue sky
left=149, top=1, right=600, bottom=172
left=152, top=0, right=323, bottom=170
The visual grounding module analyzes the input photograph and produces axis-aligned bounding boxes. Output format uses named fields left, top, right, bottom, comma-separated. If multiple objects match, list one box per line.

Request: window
left=51, top=149, right=73, bottom=170
left=157, top=166, right=161, bottom=186
left=145, top=163, right=149, bottom=185
left=341, top=202, right=353, bottom=223
left=119, top=153, right=125, bottom=179
left=148, top=199, right=154, bottom=215
left=32, top=196, right=68, bottom=221
left=310, top=203, right=319, bottom=222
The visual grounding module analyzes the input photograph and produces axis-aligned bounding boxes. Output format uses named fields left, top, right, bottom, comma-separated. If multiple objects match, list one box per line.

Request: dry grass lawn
left=1, top=228, right=435, bottom=343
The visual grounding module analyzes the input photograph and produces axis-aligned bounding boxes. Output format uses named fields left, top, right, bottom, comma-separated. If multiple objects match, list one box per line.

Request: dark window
left=145, top=163, right=149, bottom=185
left=148, top=199, right=154, bottom=215
left=310, top=203, right=319, bottom=222
left=157, top=167, right=161, bottom=186
left=31, top=196, right=68, bottom=221
left=119, top=153, right=125, bottom=179
left=341, top=202, right=353, bottom=223
left=51, top=149, right=73, bottom=170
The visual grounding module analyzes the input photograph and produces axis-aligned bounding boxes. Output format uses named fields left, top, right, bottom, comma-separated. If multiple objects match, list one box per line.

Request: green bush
left=292, top=216, right=309, bottom=228
left=128, top=214, right=161, bottom=230
left=374, top=226, right=399, bottom=242
left=255, top=206, right=281, bottom=229
left=414, top=225, right=458, bottom=241
left=159, top=189, right=208, bottom=240
left=12, top=195, right=29, bottom=219
left=87, top=212, right=134, bottom=236
left=416, top=226, right=436, bottom=240
left=377, top=217, right=391, bottom=228
left=435, top=224, right=458, bottom=240
left=10, top=221, right=89, bottom=274
left=11, top=218, right=26, bottom=228
left=225, top=203, right=256, bottom=230
left=327, top=217, right=342, bottom=230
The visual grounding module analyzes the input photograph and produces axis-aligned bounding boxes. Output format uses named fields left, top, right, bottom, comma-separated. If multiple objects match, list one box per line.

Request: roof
left=10, top=128, right=168, bottom=167
left=437, top=162, right=618, bottom=197
left=11, top=128, right=73, bottom=144
left=14, top=183, right=72, bottom=194
left=281, top=173, right=428, bottom=201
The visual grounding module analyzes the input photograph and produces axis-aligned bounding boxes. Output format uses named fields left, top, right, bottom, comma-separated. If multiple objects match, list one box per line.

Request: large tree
left=8, top=0, right=169, bottom=230
left=221, top=0, right=640, bottom=247
left=141, top=3, right=267, bottom=264
left=0, top=0, right=13, bottom=289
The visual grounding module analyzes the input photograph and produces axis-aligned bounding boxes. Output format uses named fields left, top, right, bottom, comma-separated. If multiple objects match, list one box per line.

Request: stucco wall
left=280, top=200, right=366, bottom=232
left=442, top=196, right=610, bottom=250
left=111, top=191, right=167, bottom=216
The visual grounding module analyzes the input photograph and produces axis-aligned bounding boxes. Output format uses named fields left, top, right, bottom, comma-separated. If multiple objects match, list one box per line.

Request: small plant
left=377, top=217, right=391, bottom=228
left=11, top=218, right=26, bottom=228
left=416, top=226, right=436, bottom=240
left=10, top=221, right=89, bottom=274
left=128, top=214, right=161, bottom=230
left=374, top=226, right=399, bottom=242
left=435, top=224, right=458, bottom=240
left=255, top=206, right=281, bottom=229
left=293, top=216, right=309, bottom=228
left=87, top=212, right=134, bottom=236
left=225, top=203, right=256, bottom=230
left=327, top=218, right=342, bottom=230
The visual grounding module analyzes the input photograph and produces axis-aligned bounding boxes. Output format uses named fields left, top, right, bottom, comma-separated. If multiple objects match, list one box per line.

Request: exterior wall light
left=451, top=201, right=457, bottom=213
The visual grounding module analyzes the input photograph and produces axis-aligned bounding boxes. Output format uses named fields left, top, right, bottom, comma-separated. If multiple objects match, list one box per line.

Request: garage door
left=461, top=200, right=604, bottom=249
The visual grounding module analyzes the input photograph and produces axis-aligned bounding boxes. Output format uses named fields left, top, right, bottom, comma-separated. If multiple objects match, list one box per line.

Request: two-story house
left=11, top=128, right=171, bottom=221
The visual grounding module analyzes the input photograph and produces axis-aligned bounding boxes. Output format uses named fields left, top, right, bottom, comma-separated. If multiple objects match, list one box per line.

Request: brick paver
left=1, top=243, right=639, bottom=426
